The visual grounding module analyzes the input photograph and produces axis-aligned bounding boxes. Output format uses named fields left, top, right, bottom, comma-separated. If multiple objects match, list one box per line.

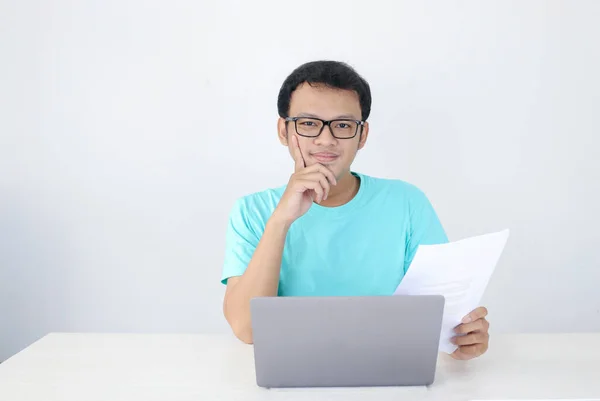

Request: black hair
left=277, top=60, right=372, bottom=121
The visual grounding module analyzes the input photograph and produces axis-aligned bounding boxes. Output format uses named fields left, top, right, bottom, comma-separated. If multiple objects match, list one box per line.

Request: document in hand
left=394, top=229, right=510, bottom=354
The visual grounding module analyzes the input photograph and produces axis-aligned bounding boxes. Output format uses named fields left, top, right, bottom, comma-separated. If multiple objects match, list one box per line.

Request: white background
left=1, top=0, right=599, bottom=362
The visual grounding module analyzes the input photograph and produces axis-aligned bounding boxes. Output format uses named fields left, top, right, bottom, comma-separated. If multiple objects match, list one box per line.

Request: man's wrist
left=268, top=212, right=293, bottom=232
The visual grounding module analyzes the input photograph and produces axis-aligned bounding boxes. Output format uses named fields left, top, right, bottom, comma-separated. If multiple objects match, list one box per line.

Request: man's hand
left=273, top=134, right=337, bottom=225
left=450, top=306, right=490, bottom=360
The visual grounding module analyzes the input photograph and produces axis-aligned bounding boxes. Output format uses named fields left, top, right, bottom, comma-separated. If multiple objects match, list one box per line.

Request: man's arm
left=223, top=215, right=290, bottom=344
left=403, top=188, right=490, bottom=360
left=222, top=134, right=336, bottom=344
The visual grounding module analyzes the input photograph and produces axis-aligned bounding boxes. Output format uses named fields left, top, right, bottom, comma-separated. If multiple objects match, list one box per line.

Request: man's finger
left=454, top=318, right=489, bottom=334
left=299, top=172, right=331, bottom=200
left=303, top=163, right=337, bottom=186
left=462, top=306, right=488, bottom=323
left=305, top=163, right=337, bottom=185
left=451, top=344, right=486, bottom=360
left=291, top=134, right=306, bottom=172
left=318, top=164, right=337, bottom=186
left=451, top=332, right=488, bottom=346
left=295, top=179, right=324, bottom=203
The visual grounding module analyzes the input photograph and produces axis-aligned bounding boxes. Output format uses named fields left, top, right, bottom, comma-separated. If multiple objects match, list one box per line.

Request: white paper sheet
left=394, top=229, right=510, bottom=354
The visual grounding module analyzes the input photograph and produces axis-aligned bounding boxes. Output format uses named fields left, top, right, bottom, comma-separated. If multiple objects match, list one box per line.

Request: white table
left=0, top=333, right=599, bottom=401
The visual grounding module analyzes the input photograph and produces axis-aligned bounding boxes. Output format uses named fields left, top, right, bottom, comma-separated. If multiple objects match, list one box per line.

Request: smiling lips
left=311, top=152, right=339, bottom=163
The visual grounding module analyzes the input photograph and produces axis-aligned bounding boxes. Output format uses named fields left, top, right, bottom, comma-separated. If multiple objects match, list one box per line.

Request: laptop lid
left=250, top=295, right=445, bottom=388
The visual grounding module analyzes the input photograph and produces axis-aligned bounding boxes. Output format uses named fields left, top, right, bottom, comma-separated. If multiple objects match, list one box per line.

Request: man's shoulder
left=360, top=173, right=445, bottom=238
left=359, top=172, right=430, bottom=202
left=227, top=184, right=286, bottom=224
left=234, top=184, right=286, bottom=208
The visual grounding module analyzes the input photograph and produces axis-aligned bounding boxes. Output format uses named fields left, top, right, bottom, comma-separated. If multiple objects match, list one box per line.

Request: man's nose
left=315, top=124, right=337, bottom=145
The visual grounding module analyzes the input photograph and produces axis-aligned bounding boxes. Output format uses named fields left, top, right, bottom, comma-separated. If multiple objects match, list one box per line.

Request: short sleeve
left=403, top=190, right=449, bottom=273
left=221, top=198, right=260, bottom=284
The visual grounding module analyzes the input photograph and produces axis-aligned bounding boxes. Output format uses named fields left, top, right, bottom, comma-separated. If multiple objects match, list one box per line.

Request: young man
left=221, top=61, right=490, bottom=360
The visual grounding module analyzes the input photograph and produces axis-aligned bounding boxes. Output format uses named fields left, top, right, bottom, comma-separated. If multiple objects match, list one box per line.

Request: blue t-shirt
left=221, top=171, right=448, bottom=296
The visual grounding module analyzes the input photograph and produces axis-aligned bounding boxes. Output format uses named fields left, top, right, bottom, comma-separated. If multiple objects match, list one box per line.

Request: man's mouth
left=311, top=152, right=339, bottom=163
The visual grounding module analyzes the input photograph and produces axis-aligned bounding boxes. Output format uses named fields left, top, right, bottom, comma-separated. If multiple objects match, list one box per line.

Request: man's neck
left=318, top=171, right=359, bottom=207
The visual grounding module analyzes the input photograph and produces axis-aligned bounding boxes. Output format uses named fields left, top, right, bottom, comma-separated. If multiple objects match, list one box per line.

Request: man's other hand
left=450, top=306, right=490, bottom=360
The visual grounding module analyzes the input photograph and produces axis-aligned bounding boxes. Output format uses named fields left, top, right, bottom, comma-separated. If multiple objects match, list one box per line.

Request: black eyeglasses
left=285, top=116, right=365, bottom=139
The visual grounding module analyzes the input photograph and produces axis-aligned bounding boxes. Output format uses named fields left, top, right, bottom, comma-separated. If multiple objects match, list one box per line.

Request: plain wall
left=1, top=0, right=599, bottom=362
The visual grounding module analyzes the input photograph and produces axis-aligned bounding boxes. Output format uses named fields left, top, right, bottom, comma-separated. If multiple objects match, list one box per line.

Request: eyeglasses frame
left=284, top=116, right=365, bottom=139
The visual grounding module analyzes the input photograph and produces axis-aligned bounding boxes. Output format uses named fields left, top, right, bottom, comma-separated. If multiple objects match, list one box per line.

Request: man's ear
left=357, top=121, right=369, bottom=150
left=277, top=118, right=289, bottom=146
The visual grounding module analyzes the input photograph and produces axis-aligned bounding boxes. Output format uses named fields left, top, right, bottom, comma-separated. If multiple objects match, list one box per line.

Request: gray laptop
left=250, top=295, right=445, bottom=388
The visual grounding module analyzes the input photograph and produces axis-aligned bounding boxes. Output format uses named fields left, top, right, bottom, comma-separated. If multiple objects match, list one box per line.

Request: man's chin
left=306, top=160, right=348, bottom=180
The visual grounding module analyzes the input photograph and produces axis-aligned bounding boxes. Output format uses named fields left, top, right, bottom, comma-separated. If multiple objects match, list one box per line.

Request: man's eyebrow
left=297, top=112, right=359, bottom=120
left=333, top=114, right=359, bottom=120
left=296, top=113, right=322, bottom=118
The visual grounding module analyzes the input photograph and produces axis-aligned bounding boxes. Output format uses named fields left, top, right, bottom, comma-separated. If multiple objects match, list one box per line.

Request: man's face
left=278, top=83, right=369, bottom=180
